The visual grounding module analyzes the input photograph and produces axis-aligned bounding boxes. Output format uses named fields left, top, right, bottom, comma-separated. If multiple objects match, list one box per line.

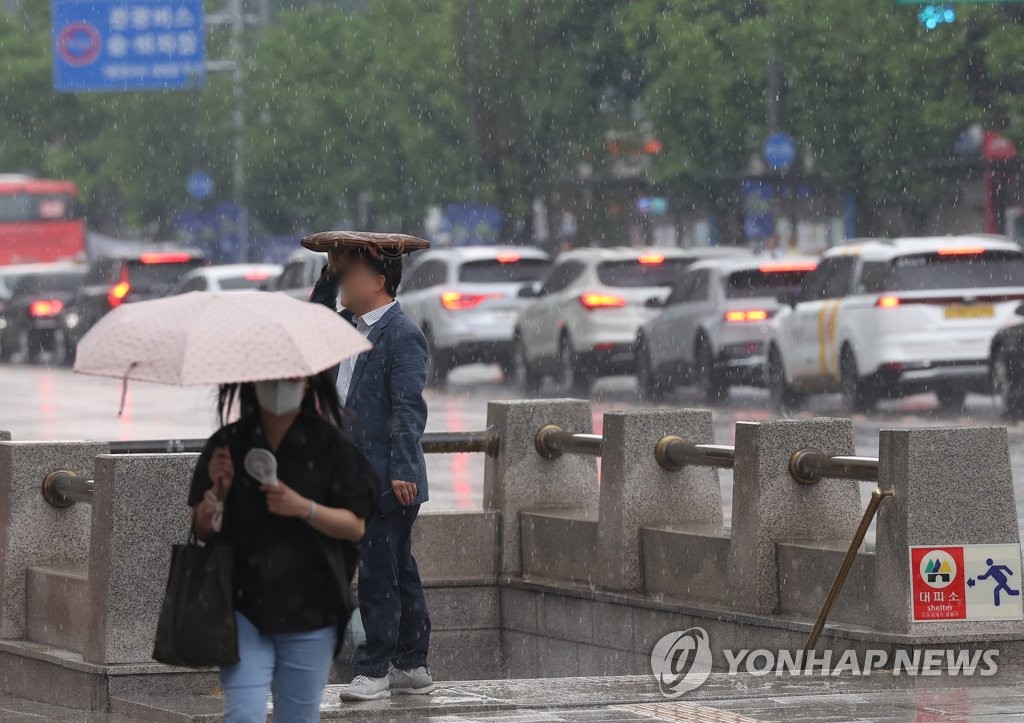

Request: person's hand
left=197, top=489, right=225, bottom=533
left=391, top=479, right=417, bottom=506
left=262, top=480, right=310, bottom=518
left=208, top=446, right=234, bottom=498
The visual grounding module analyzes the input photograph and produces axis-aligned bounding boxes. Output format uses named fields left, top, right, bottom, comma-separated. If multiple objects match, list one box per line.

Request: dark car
left=990, top=302, right=1024, bottom=419
left=62, top=250, right=205, bottom=358
left=0, top=267, right=87, bottom=363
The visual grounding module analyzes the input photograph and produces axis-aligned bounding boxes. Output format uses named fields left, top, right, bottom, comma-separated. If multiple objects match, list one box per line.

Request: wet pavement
left=12, top=671, right=1024, bottom=721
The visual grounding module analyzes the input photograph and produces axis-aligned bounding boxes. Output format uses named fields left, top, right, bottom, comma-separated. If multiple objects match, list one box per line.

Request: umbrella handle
left=117, top=363, right=137, bottom=417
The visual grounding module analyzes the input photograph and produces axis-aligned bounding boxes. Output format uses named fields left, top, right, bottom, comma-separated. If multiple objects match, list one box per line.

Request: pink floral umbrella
left=74, top=291, right=368, bottom=390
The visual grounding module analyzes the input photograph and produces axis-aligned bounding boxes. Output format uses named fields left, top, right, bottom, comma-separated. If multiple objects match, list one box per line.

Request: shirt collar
left=352, top=299, right=397, bottom=328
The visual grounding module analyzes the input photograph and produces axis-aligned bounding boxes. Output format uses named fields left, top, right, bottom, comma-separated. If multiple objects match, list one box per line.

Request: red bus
left=0, top=175, right=86, bottom=265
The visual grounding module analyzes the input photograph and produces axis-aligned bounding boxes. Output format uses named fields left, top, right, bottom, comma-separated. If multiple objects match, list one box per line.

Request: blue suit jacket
left=339, top=302, right=430, bottom=517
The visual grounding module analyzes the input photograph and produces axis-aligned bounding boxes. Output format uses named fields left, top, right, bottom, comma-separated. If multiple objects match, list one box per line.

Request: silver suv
left=398, top=246, right=550, bottom=385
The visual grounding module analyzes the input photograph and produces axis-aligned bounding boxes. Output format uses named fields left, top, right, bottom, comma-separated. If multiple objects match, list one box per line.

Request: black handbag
left=152, top=528, right=239, bottom=668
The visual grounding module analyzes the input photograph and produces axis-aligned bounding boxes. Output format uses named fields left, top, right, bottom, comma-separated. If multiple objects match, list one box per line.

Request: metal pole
left=229, top=0, right=247, bottom=261
left=789, top=449, right=879, bottom=485
left=533, top=424, right=602, bottom=459
left=466, top=0, right=481, bottom=202
left=654, top=435, right=736, bottom=472
left=106, top=429, right=501, bottom=457
left=803, top=487, right=893, bottom=656
left=41, top=471, right=94, bottom=507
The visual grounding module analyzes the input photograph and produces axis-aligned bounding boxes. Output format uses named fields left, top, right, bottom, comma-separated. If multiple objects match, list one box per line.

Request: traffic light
left=919, top=4, right=955, bottom=30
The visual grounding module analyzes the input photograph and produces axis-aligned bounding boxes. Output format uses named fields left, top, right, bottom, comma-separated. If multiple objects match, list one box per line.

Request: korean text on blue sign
left=52, top=0, right=205, bottom=92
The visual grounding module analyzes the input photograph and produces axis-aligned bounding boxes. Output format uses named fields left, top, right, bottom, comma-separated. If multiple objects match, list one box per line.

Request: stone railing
left=0, top=399, right=1021, bottom=712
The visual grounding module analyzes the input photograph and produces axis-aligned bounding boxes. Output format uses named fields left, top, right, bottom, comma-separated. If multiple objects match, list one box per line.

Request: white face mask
left=254, top=379, right=306, bottom=416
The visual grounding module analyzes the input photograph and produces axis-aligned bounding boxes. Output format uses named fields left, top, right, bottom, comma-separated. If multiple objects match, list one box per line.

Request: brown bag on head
left=152, top=529, right=238, bottom=668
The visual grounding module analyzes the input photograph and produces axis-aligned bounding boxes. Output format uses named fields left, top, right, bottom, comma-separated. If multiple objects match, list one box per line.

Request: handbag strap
left=188, top=480, right=229, bottom=545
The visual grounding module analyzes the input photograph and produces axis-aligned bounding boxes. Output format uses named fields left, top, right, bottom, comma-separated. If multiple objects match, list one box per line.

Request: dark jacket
left=311, top=268, right=430, bottom=517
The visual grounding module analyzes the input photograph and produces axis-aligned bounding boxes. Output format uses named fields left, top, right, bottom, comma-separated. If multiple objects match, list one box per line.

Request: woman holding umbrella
left=190, top=372, right=378, bottom=722
left=72, top=291, right=381, bottom=722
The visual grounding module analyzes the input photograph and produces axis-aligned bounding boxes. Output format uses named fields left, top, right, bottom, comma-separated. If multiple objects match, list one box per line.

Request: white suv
left=636, top=256, right=817, bottom=401
left=398, top=246, right=550, bottom=384
left=513, top=246, right=748, bottom=392
left=766, top=235, right=1024, bottom=412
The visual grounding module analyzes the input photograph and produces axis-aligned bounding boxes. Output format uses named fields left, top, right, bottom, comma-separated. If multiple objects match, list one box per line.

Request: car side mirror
left=777, top=289, right=799, bottom=307
left=1016, top=302, right=1024, bottom=317
left=644, top=297, right=665, bottom=309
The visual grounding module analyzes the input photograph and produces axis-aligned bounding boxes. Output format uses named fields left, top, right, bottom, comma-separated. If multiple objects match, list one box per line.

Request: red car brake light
left=876, top=295, right=901, bottom=308
left=758, top=262, right=817, bottom=272
left=140, top=252, right=193, bottom=264
left=579, top=292, right=627, bottom=310
left=29, top=299, right=64, bottom=317
left=724, top=309, right=770, bottom=322
left=637, top=254, right=665, bottom=265
left=108, top=266, right=131, bottom=308
left=440, top=291, right=500, bottom=310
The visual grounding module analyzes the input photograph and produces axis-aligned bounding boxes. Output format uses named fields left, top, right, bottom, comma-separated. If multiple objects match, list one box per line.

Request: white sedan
left=174, top=264, right=282, bottom=294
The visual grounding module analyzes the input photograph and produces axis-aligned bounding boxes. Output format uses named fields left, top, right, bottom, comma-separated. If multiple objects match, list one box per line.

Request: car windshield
left=127, top=259, right=204, bottom=289
left=875, top=251, right=1024, bottom=292
left=596, top=258, right=693, bottom=287
left=218, top=275, right=270, bottom=291
left=726, top=269, right=813, bottom=299
left=13, top=273, right=84, bottom=296
left=458, top=258, right=549, bottom=283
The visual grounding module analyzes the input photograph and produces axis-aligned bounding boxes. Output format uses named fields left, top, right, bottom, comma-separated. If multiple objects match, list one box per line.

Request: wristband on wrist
left=305, top=501, right=317, bottom=523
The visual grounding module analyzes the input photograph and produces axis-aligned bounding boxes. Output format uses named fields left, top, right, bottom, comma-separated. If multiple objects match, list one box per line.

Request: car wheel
left=695, top=336, right=727, bottom=405
left=767, top=345, right=803, bottom=412
left=558, top=334, right=591, bottom=395
left=936, top=387, right=967, bottom=414
left=992, top=346, right=1024, bottom=420
left=636, top=336, right=666, bottom=402
left=840, top=346, right=878, bottom=414
left=513, top=335, right=542, bottom=395
left=423, top=328, right=450, bottom=388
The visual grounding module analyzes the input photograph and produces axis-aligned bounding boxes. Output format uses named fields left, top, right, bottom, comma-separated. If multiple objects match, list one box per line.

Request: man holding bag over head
left=306, top=231, right=435, bottom=701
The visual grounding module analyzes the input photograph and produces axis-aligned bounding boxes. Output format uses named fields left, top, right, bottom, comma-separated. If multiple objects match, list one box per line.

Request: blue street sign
left=52, top=0, right=205, bottom=92
left=763, top=133, right=797, bottom=170
left=186, top=170, right=214, bottom=200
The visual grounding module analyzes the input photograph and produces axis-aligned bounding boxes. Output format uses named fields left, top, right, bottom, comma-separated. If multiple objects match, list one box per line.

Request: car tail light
left=724, top=309, right=770, bottom=322
left=496, top=253, right=521, bottom=264
left=440, top=291, right=500, bottom=310
left=579, top=292, right=627, bottom=310
left=140, top=252, right=193, bottom=264
left=876, top=295, right=901, bottom=308
left=637, top=254, right=665, bottom=265
left=29, top=299, right=64, bottom=317
left=108, top=267, right=131, bottom=308
left=937, top=247, right=985, bottom=256
left=758, top=262, right=817, bottom=272
left=244, top=271, right=271, bottom=281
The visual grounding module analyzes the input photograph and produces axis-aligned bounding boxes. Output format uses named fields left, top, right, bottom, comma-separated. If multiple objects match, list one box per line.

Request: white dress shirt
left=335, top=300, right=397, bottom=406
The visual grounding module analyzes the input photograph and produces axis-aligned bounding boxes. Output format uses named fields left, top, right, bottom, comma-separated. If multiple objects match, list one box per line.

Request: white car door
left=520, top=260, right=583, bottom=363
left=783, top=256, right=856, bottom=383
left=648, top=270, right=696, bottom=371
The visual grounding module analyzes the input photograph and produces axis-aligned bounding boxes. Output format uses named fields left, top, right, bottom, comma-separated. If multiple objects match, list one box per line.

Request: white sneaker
left=339, top=674, right=391, bottom=701
left=389, top=665, right=435, bottom=695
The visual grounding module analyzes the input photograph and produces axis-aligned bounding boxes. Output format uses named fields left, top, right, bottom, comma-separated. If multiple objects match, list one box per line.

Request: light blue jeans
left=220, top=612, right=337, bottom=723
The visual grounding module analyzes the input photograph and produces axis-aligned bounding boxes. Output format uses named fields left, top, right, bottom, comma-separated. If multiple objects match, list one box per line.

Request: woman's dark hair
left=217, top=369, right=345, bottom=428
